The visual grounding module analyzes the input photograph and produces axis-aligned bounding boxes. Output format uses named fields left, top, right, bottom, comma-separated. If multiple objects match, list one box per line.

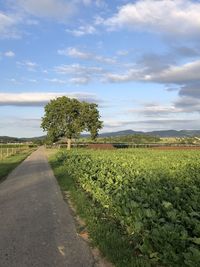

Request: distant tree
left=41, top=96, right=103, bottom=149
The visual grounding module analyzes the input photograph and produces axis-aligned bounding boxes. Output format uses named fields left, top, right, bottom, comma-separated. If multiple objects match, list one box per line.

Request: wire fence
left=0, top=145, right=29, bottom=160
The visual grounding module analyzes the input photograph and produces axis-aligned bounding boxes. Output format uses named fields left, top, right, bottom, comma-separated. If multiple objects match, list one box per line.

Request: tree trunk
left=67, top=138, right=71, bottom=150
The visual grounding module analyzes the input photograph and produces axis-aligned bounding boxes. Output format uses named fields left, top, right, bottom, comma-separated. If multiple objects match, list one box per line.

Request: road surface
left=0, top=147, right=94, bottom=267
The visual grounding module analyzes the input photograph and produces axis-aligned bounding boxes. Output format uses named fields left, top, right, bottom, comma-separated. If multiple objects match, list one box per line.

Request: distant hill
left=96, top=129, right=200, bottom=138
left=97, top=129, right=144, bottom=137
left=146, top=130, right=200, bottom=137
left=0, top=136, right=20, bottom=143
left=1, top=130, right=200, bottom=143
left=0, top=136, right=46, bottom=143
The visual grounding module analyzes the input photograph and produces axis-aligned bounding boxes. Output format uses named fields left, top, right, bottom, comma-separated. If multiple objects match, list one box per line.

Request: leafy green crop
left=57, top=149, right=200, bottom=266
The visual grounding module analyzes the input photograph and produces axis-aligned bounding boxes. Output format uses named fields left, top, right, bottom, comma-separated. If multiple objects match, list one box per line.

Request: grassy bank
left=0, top=150, right=34, bottom=183
left=48, top=150, right=150, bottom=267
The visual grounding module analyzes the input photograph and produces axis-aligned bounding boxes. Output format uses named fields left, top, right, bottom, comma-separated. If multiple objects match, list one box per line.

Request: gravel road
left=0, top=147, right=94, bottom=267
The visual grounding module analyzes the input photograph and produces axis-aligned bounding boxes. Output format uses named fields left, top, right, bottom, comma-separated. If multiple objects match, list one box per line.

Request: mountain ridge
left=83, top=129, right=200, bottom=138
left=1, top=129, right=200, bottom=143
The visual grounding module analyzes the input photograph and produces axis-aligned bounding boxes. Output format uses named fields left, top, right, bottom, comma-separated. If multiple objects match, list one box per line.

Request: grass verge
left=48, top=150, right=150, bottom=267
left=0, top=150, right=33, bottom=183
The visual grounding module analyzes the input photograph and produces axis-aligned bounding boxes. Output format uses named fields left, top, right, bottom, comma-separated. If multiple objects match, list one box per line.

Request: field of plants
left=56, top=148, right=200, bottom=267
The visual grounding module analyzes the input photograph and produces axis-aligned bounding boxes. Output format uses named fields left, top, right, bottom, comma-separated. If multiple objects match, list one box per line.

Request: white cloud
left=128, top=103, right=182, bottom=117
left=117, top=50, right=129, bottom=56
left=7, top=78, right=38, bottom=84
left=104, top=120, right=134, bottom=128
left=54, top=63, right=105, bottom=84
left=4, top=51, right=15, bottom=57
left=46, top=78, right=68, bottom=84
left=0, top=12, right=15, bottom=31
left=104, top=59, right=200, bottom=84
left=16, top=0, right=77, bottom=21
left=175, top=96, right=200, bottom=113
left=66, top=25, right=96, bottom=37
left=104, top=68, right=142, bottom=83
left=24, top=61, right=37, bottom=68
left=17, top=60, right=38, bottom=71
left=0, top=92, right=101, bottom=106
left=58, top=47, right=116, bottom=64
left=80, top=0, right=107, bottom=8
left=105, top=73, right=132, bottom=83
left=95, top=55, right=116, bottom=64
left=103, top=0, right=200, bottom=37
left=0, top=12, right=21, bottom=38
left=146, top=60, right=200, bottom=83
left=102, top=118, right=200, bottom=132
left=58, top=47, right=91, bottom=59
left=69, top=77, right=90, bottom=85
left=54, top=63, right=104, bottom=75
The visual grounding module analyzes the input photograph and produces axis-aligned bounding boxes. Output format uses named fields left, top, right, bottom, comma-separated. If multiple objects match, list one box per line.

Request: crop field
left=56, top=148, right=200, bottom=267
left=0, top=144, right=29, bottom=160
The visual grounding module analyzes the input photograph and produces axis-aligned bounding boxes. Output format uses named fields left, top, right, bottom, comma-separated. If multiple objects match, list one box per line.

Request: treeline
left=0, top=136, right=45, bottom=144
left=78, top=134, right=161, bottom=144
left=0, top=136, right=20, bottom=143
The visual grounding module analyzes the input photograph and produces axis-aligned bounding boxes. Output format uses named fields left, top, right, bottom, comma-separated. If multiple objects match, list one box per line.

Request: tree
left=41, top=96, right=103, bottom=149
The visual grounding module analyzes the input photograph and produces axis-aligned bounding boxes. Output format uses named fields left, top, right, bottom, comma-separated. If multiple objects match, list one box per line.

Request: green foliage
left=56, top=148, right=200, bottom=267
left=41, top=97, right=103, bottom=147
left=50, top=151, right=150, bottom=267
left=0, top=149, right=33, bottom=182
left=97, top=134, right=161, bottom=144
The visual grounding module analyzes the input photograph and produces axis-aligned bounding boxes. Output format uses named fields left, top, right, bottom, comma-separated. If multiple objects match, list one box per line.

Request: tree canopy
left=41, top=96, right=103, bottom=149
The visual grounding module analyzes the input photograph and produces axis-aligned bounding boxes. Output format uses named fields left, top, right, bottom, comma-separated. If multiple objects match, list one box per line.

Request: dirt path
left=0, top=147, right=94, bottom=267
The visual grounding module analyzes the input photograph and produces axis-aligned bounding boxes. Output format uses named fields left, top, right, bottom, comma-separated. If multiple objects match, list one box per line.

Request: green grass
left=49, top=151, right=150, bottom=267
left=0, top=150, right=33, bottom=183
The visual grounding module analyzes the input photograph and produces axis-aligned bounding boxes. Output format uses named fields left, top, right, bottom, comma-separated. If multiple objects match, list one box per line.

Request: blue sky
left=1, top=0, right=200, bottom=137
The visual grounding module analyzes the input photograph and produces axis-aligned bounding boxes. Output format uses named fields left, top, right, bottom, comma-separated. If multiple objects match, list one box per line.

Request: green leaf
left=190, top=237, right=200, bottom=245
left=162, top=201, right=173, bottom=209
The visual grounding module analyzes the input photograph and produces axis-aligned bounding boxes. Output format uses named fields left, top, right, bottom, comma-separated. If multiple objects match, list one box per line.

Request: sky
left=1, top=0, right=200, bottom=137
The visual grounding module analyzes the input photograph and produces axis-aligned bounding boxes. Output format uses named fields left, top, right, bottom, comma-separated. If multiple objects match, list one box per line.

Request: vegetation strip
left=50, top=148, right=200, bottom=267
left=0, top=149, right=34, bottom=182
left=49, top=150, right=150, bottom=267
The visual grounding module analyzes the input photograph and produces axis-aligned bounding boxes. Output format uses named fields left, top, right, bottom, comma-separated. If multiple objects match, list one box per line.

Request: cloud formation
left=15, top=0, right=105, bottom=22
left=69, top=77, right=90, bottom=85
left=103, top=0, right=200, bottom=37
left=104, top=58, right=200, bottom=85
left=17, top=60, right=38, bottom=71
left=54, top=63, right=104, bottom=85
left=16, top=0, right=77, bottom=21
left=58, top=47, right=116, bottom=64
left=66, top=25, right=96, bottom=37
left=0, top=12, right=21, bottom=38
left=129, top=103, right=182, bottom=117
left=146, top=60, right=200, bottom=84
left=4, top=51, right=15, bottom=57
left=103, top=118, right=200, bottom=132
left=0, top=92, right=101, bottom=106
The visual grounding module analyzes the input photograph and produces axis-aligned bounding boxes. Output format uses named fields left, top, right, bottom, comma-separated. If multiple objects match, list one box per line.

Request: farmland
left=51, top=148, right=200, bottom=267
left=0, top=144, right=30, bottom=160
left=0, top=144, right=35, bottom=181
